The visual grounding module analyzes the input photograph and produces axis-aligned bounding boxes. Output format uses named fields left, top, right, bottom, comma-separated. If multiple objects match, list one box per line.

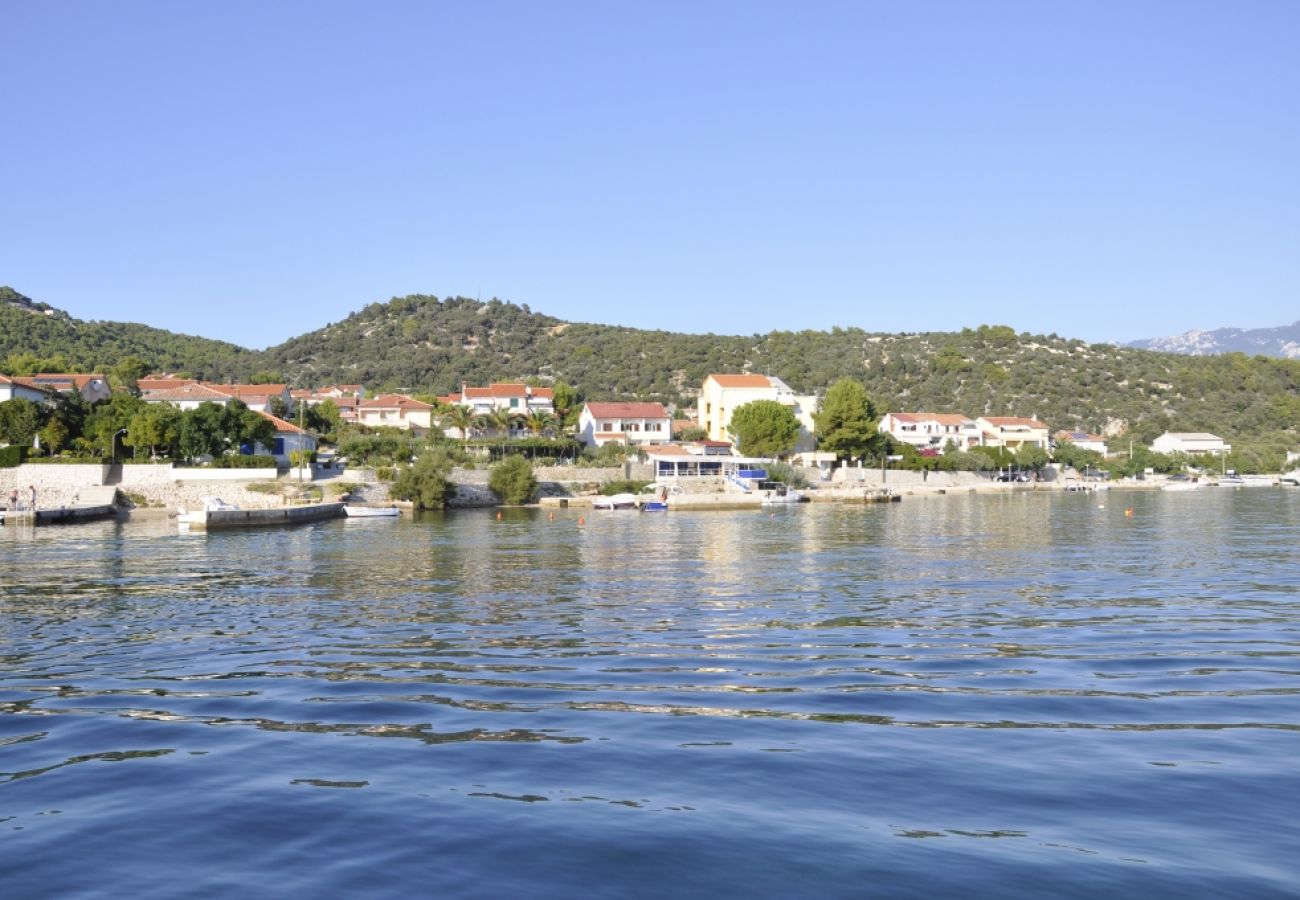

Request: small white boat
left=592, top=493, right=639, bottom=510
left=344, top=505, right=400, bottom=518
left=760, top=484, right=807, bottom=504
left=1280, top=471, right=1300, bottom=487
left=179, top=496, right=239, bottom=526
left=1162, top=477, right=1206, bottom=492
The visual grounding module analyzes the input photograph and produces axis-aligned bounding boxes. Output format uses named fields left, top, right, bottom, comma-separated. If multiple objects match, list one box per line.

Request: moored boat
left=344, top=505, right=400, bottom=518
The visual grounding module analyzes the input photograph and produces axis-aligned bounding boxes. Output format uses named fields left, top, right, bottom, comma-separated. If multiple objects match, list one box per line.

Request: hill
left=4, top=286, right=1299, bottom=454
left=0, top=286, right=251, bottom=381
left=1128, top=321, right=1300, bottom=358
left=261, top=295, right=1300, bottom=451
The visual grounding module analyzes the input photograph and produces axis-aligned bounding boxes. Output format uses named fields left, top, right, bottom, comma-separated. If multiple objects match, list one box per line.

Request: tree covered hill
left=1, top=286, right=250, bottom=380
left=4, top=286, right=1299, bottom=451
left=262, top=294, right=1300, bottom=450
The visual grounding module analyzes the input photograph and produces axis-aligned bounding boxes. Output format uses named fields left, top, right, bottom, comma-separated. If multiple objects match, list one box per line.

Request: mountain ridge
left=3, top=285, right=1299, bottom=460
left=1128, top=321, right=1300, bottom=358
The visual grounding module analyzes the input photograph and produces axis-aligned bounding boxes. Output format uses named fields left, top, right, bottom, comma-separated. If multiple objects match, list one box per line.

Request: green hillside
left=263, top=294, right=1300, bottom=451
left=5, top=286, right=1299, bottom=455
left=0, top=286, right=250, bottom=380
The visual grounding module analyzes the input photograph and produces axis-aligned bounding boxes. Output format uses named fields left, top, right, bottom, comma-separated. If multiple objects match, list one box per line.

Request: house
left=445, top=382, right=555, bottom=416
left=1150, top=432, right=1231, bottom=456
left=291, top=389, right=359, bottom=423
left=0, top=375, right=53, bottom=404
left=879, top=412, right=981, bottom=453
left=28, top=373, right=112, bottom=404
left=697, top=374, right=818, bottom=452
left=208, top=384, right=292, bottom=414
left=141, top=383, right=237, bottom=410
left=137, top=377, right=197, bottom=393
left=578, top=402, right=672, bottom=448
left=976, top=416, right=1051, bottom=451
left=255, top=411, right=317, bottom=465
left=357, top=394, right=434, bottom=433
left=1054, top=430, right=1109, bottom=455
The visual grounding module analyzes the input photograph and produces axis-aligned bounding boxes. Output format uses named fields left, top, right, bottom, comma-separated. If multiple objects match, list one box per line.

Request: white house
left=1150, top=432, right=1231, bottom=456
left=445, top=382, right=555, bottom=416
left=697, top=374, right=817, bottom=453
left=256, top=411, right=317, bottom=465
left=28, top=373, right=112, bottom=404
left=578, top=402, right=672, bottom=447
left=1054, top=430, right=1109, bottom=455
left=141, top=383, right=237, bottom=411
left=976, top=416, right=1052, bottom=451
left=0, top=375, right=53, bottom=404
left=879, top=412, right=981, bottom=453
left=357, top=394, right=434, bottom=433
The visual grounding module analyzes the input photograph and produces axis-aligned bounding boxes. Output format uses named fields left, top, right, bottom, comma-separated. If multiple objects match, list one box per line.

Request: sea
left=2, top=489, right=1299, bottom=898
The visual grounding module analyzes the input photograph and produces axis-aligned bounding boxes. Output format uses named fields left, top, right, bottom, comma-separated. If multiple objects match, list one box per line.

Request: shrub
left=488, top=455, right=538, bottom=504
left=0, top=446, right=27, bottom=467
left=765, top=461, right=809, bottom=489
left=375, top=466, right=396, bottom=482
left=390, top=448, right=456, bottom=509
left=245, top=482, right=283, bottom=494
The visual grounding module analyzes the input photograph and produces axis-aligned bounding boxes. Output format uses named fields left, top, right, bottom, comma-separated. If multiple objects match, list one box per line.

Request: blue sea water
left=2, top=489, right=1299, bottom=898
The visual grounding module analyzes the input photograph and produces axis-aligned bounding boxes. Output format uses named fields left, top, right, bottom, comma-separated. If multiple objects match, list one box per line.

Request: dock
left=1, top=487, right=121, bottom=526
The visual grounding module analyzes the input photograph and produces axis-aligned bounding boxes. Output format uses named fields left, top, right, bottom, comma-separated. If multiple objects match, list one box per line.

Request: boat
left=1280, top=471, right=1300, bottom=487
left=178, top=496, right=240, bottom=526
left=1161, top=475, right=1206, bottom=492
left=1218, top=475, right=1246, bottom=486
left=592, top=493, right=639, bottom=510
left=638, top=483, right=680, bottom=511
left=344, top=504, right=400, bottom=518
left=760, top=484, right=807, bottom=504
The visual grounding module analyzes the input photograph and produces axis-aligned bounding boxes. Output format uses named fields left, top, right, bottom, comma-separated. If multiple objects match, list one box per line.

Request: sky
left=2, top=1, right=1297, bottom=350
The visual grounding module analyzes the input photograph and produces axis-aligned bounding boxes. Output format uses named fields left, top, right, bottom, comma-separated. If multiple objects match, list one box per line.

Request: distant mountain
left=1128, top=321, right=1300, bottom=358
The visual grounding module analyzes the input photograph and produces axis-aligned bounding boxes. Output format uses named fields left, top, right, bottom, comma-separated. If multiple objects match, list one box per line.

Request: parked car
left=996, top=471, right=1032, bottom=483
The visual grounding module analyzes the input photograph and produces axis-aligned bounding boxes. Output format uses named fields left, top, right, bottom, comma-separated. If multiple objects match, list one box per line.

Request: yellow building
left=697, top=374, right=818, bottom=452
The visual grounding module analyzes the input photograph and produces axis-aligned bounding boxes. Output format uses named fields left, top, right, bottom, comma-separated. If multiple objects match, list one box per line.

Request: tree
left=1014, top=444, right=1050, bottom=473
left=678, top=426, right=707, bottom=442
left=488, top=454, right=537, bottom=504
left=551, top=382, right=580, bottom=428
left=127, top=404, right=180, bottom=458
left=446, top=405, right=476, bottom=444
left=0, top=399, right=43, bottom=447
left=109, top=356, right=152, bottom=395
left=813, top=378, right=882, bottom=462
left=38, top=418, right=69, bottom=455
left=83, top=394, right=146, bottom=457
left=524, top=409, right=557, bottom=438
left=390, top=448, right=456, bottom=509
left=488, top=407, right=516, bottom=438
left=729, top=400, right=800, bottom=458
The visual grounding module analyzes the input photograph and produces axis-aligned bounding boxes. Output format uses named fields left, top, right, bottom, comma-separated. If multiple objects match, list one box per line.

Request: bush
left=245, top=482, right=283, bottom=494
left=391, top=449, right=456, bottom=509
left=0, top=446, right=27, bottom=467
left=375, top=466, right=396, bottom=482
left=765, top=461, right=809, bottom=489
left=288, top=449, right=316, bottom=469
left=488, top=455, right=538, bottom=504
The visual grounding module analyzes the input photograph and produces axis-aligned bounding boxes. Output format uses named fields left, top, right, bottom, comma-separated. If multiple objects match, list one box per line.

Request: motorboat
left=344, top=505, right=400, bottom=518
left=760, top=484, right=807, bottom=505
left=592, top=493, right=639, bottom=510
left=179, top=496, right=239, bottom=526
left=1162, top=476, right=1206, bottom=492
left=1280, top=471, right=1300, bottom=487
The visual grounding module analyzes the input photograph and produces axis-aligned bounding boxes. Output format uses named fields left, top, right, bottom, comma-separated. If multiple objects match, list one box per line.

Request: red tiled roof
left=257, top=410, right=308, bottom=434
left=143, top=384, right=233, bottom=403
left=584, top=402, right=670, bottom=419
left=360, top=394, right=433, bottom=411
left=138, top=377, right=197, bottom=392
left=890, top=412, right=974, bottom=426
left=707, top=374, right=774, bottom=388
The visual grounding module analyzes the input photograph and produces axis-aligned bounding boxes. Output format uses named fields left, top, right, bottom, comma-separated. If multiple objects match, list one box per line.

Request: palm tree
left=446, top=405, right=476, bottom=444
left=524, top=410, right=557, bottom=438
left=488, top=407, right=515, bottom=439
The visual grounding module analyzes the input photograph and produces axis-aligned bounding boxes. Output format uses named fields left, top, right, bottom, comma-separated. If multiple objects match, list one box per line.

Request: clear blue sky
left=3, top=1, right=1297, bottom=350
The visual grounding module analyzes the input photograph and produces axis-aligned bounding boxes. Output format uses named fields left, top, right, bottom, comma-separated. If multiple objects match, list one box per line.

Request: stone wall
left=2, top=464, right=108, bottom=509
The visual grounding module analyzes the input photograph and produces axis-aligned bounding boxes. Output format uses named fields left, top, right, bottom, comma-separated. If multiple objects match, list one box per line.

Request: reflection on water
left=2, top=491, right=1299, bottom=897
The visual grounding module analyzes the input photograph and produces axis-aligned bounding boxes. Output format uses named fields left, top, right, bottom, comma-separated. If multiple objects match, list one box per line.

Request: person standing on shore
left=7, top=487, right=16, bottom=510
left=28, top=484, right=37, bottom=510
